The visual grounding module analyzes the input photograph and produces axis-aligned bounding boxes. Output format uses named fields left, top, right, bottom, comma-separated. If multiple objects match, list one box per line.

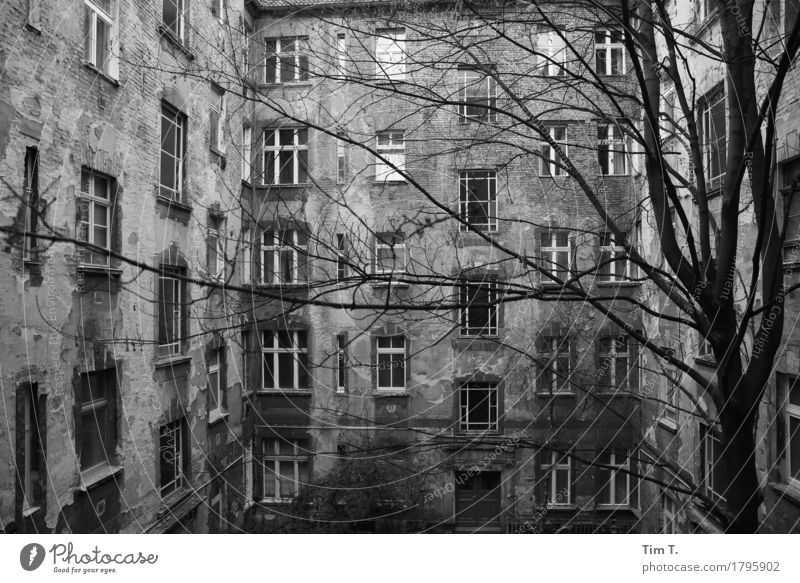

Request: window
left=782, top=374, right=800, bottom=485
left=22, top=147, right=39, bottom=261
left=539, top=30, right=567, bottom=76
left=698, top=337, right=714, bottom=360
left=459, top=280, right=498, bottom=337
left=598, top=124, right=629, bottom=175
left=336, top=33, right=347, bottom=76
left=18, top=383, right=43, bottom=512
left=698, top=0, right=717, bottom=22
left=27, top=0, right=42, bottom=30
left=336, top=233, right=349, bottom=282
left=459, top=170, right=497, bottom=231
left=375, top=29, right=405, bottom=81
left=264, top=38, right=309, bottom=84
left=374, top=234, right=407, bottom=274
left=459, top=383, right=498, bottom=432
left=262, top=438, right=309, bottom=501
left=262, top=330, right=310, bottom=390
left=262, top=128, right=308, bottom=185
left=598, top=450, right=632, bottom=505
left=240, top=228, right=251, bottom=284
left=538, top=336, right=572, bottom=394
left=598, top=336, right=631, bottom=392
left=78, top=169, right=114, bottom=266
left=211, top=0, right=224, bottom=23
left=458, top=69, right=497, bottom=122
left=241, top=126, right=252, bottom=183
left=336, top=133, right=348, bottom=184
left=84, top=0, right=117, bottom=77
left=542, top=451, right=571, bottom=505
left=78, top=368, right=116, bottom=471
left=701, top=423, right=725, bottom=500
left=210, top=86, right=225, bottom=153
left=376, top=336, right=406, bottom=390
left=260, top=229, right=308, bottom=284
left=661, top=373, right=678, bottom=422
left=699, top=85, right=726, bottom=188
left=162, top=0, right=185, bottom=41
left=662, top=491, right=677, bottom=533
left=160, top=103, right=186, bottom=200
left=375, top=131, right=405, bottom=182
left=157, top=265, right=185, bottom=357
left=208, top=347, right=225, bottom=413
left=540, top=229, right=571, bottom=279
left=595, top=29, right=625, bottom=75
left=159, top=418, right=188, bottom=496
left=336, top=334, right=347, bottom=393
left=206, top=215, right=225, bottom=279
left=597, top=232, right=629, bottom=281
left=539, top=126, right=568, bottom=176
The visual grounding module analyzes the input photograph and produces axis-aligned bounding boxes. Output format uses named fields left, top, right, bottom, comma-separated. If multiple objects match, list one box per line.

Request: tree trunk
left=719, top=399, right=761, bottom=533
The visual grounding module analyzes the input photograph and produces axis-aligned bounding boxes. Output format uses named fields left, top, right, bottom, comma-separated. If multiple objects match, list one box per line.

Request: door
left=454, top=471, right=502, bottom=533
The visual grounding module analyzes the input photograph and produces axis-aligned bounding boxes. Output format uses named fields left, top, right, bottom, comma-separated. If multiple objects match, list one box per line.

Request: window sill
left=254, top=282, right=308, bottom=291
left=543, top=503, right=577, bottom=510
left=596, top=281, right=639, bottom=288
left=695, top=356, right=716, bottom=367
left=22, top=504, right=41, bottom=518
left=258, top=82, right=313, bottom=90
left=257, top=182, right=311, bottom=189
left=536, top=391, right=575, bottom=397
left=156, top=194, right=193, bottom=212
left=82, top=61, right=119, bottom=87
left=78, top=464, right=123, bottom=492
left=770, top=481, right=800, bottom=507
left=155, top=353, right=192, bottom=369
left=208, top=409, right=229, bottom=426
left=260, top=497, right=294, bottom=505
left=24, top=22, right=41, bottom=35
left=158, top=24, right=194, bottom=60
left=77, top=264, right=123, bottom=277
left=255, top=388, right=312, bottom=396
left=595, top=503, right=633, bottom=510
left=658, top=417, right=678, bottom=432
left=372, top=180, right=408, bottom=186
left=372, top=280, right=410, bottom=289
left=374, top=390, right=408, bottom=397
left=458, top=334, right=500, bottom=340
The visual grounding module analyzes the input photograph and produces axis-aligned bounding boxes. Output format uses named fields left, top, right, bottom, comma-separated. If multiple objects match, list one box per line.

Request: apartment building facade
left=0, top=0, right=251, bottom=533
left=240, top=0, right=647, bottom=533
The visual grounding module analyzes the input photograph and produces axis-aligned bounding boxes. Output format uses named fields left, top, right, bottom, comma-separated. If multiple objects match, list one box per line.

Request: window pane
left=263, top=353, right=274, bottom=388
left=378, top=353, right=391, bottom=387
left=278, top=461, right=295, bottom=497
left=790, top=416, right=800, bottom=479
left=278, top=353, right=294, bottom=387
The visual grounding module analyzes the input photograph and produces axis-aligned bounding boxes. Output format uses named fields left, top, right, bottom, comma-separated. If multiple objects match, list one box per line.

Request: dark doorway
left=454, top=471, right=502, bottom=533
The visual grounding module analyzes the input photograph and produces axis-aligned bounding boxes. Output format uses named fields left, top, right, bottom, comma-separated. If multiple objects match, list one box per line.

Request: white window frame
left=260, top=229, right=304, bottom=285
left=698, top=0, right=718, bottom=22
left=213, top=0, right=224, bottom=23
left=210, top=86, right=226, bottom=153
left=784, top=374, right=800, bottom=487
left=699, top=85, right=727, bottom=187
left=264, top=38, right=309, bottom=84
left=458, top=383, right=499, bottom=433
left=661, top=372, right=678, bottom=423
left=599, top=335, right=630, bottom=392
left=374, top=237, right=407, bottom=274
left=159, top=418, right=186, bottom=496
left=22, top=384, right=40, bottom=512
left=375, top=29, right=406, bottom=81
left=539, top=336, right=572, bottom=394
left=336, top=132, right=348, bottom=184
left=157, top=266, right=184, bottom=357
left=539, top=125, right=568, bottom=176
left=597, top=232, right=630, bottom=282
left=662, top=491, right=676, bottom=533
left=261, top=330, right=308, bottom=390
left=459, top=280, right=498, bottom=337
left=208, top=348, right=224, bottom=414
left=336, top=233, right=349, bottom=282
left=162, top=0, right=185, bottom=41
left=207, top=217, right=225, bottom=279
left=375, top=131, right=405, bottom=182
left=376, top=335, right=406, bottom=391
left=598, top=450, right=631, bottom=506
left=595, top=28, right=626, bottom=75
left=540, top=30, right=567, bottom=76
left=241, top=126, right=252, bottom=183
left=84, top=0, right=118, bottom=78
left=261, top=438, right=309, bottom=502
left=240, top=228, right=252, bottom=284
left=262, top=128, right=308, bottom=185
left=78, top=168, right=113, bottom=266
left=598, top=124, right=629, bottom=175
left=701, top=422, right=726, bottom=501
left=336, top=32, right=347, bottom=76
left=160, top=104, right=185, bottom=201
left=458, top=69, right=497, bottom=122
left=542, top=451, right=571, bottom=506
left=541, top=229, right=572, bottom=279
left=22, top=148, right=38, bottom=261
left=336, top=334, right=347, bottom=393
left=459, top=170, right=497, bottom=231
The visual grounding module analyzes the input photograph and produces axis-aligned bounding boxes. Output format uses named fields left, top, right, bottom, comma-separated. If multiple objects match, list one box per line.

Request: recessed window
left=539, top=126, right=568, bottom=177
left=699, top=84, right=726, bottom=189
left=780, top=374, right=800, bottom=486
left=241, top=125, right=252, bottom=183
left=594, top=28, right=625, bottom=75
left=159, top=418, right=188, bottom=496
left=18, top=382, right=44, bottom=513
left=84, top=0, right=117, bottom=77
left=374, top=234, right=407, bottom=274
left=458, top=383, right=498, bottom=432
left=375, top=29, right=405, bottom=81
left=597, top=449, right=633, bottom=506
left=459, top=170, right=497, bottom=231
left=336, top=32, right=347, bottom=76
left=160, top=104, right=186, bottom=201
left=597, top=232, right=629, bottom=281
left=262, top=438, right=309, bottom=501
left=240, top=228, right=251, bottom=284
left=260, top=229, right=307, bottom=284
left=701, top=422, right=725, bottom=501
left=207, top=347, right=225, bottom=414
left=458, top=69, right=497, bottom=122
left=538, top=336, right=572, bottom=394
left=262, top=330, right=309, bottom=390
left=206, top=215, right=225, bottom=279
left=22, top=147, right=39, bottom=261
left=542, top=451, right=571, bottom=505
left=539, top=30, right=567, bottom=76
left=264, top=38, right=309, bottom=84
left=336, top=334, right=347, bottom=393
left=459, top=280, right=498, bottom=337
left=598, top=124, right=629, bottom=175
left=540, top=229, right=571, bottom=279
left=661, top=490, right=677, bottom=533
left=162, top=0, right=185, bottom=41
left=210, top=86, right=226, bottom=153
left=375, top=131, right=405, bottom=182
left=157, top=265, right=185, bottom=357
left=376, top=335, right=406, bottom=390
left=78, top=168, right=114, bottom=266
left=78, top=368, right=117, bottom=471
left=336, top=233, right=349, bottom=282
left=598, top=335, right=631, bottom=392
left=336, top=132, right=349, bottom=184
left=262, top=128, right=308, bottom=185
